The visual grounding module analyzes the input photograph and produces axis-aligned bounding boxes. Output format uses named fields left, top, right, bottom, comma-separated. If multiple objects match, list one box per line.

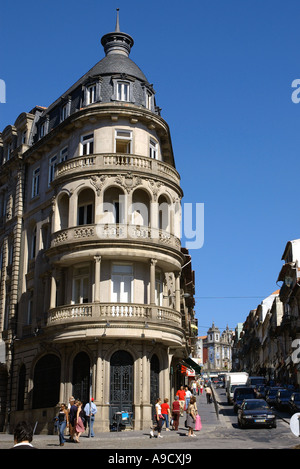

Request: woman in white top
left=150, top=398, right=163, bottom=439
left=185, top=386, right=192, bottom=410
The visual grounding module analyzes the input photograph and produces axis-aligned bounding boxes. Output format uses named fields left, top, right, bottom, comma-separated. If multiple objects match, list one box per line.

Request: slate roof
left=33, top=23, right=156, bottom=141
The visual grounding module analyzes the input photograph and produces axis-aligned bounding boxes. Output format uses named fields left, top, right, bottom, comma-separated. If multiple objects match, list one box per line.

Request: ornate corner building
left=0, top=13, right=196, bottom=433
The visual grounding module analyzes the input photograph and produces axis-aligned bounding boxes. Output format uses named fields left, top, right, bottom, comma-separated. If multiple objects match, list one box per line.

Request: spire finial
left=101, top=9, right=134, bottom=57
left=115, top=8, right=120, bottom=32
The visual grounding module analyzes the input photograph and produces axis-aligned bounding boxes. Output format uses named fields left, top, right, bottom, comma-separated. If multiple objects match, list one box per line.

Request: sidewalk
left=0, top=388, right=224, bottom=449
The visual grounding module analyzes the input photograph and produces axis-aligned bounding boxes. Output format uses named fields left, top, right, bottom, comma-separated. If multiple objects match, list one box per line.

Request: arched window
left=158, top=195, right=170, bottom=232
left=131, top=189, right=150, bottom=227
left=77, top=189, right=95, bottom=225
left=32, top=354, right=61, bottom=409
left=103, top=187, right=125, bottom=224
left=57, top=193, right=69, bottom=231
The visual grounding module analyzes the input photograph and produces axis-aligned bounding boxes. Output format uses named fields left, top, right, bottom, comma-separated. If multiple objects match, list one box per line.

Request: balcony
left=47, top=302, right=182, bottom=328
left=50, top=223, right=181, bottom=251
left=54, top=153, right=180, bottom=187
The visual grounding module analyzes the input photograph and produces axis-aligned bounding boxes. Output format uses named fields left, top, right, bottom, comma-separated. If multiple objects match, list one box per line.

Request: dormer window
left=40, top=123, right=46, bottom=138
left=60, top=99, right=71, bottom=122
left=111, top=77, right=135, bottom=104
left=142, top=84, right=155, bottom=111
left=146, top=91, right=152, bottom=110
left=22, top=130, right=27, bottom=144
left=117, top=82, right=129, bottom=102
left=7, top=141, right=13, bottom=161
left=87, top=84, right=97, bottom=104
left=83, top=79, right=102, bottom=106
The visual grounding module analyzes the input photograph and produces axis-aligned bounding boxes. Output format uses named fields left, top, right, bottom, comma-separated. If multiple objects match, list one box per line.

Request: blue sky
left=1, top=0, right=300, bottom=335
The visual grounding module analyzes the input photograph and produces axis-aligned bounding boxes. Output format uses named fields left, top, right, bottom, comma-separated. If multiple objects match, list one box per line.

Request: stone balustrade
left=47, top=303, right=182, bottom=327
left=51, top=223, right=181, bottom=250
left=54, top=153, right=180, bottom=186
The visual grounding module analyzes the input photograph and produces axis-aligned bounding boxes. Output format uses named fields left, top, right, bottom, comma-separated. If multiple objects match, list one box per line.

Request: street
left=0, top=385, right=299, bottom=451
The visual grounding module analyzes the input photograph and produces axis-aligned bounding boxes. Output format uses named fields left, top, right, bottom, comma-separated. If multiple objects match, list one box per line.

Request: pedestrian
left=192, top=381, right=197, bottom=396
left=12, top=421, right=35, bottom=449
left=186, top=396, right=197, bottom=437
left=161, top=398, right=171, bottom=431
left=185, top=386, right=192, bottom=410
left=84, top=398, right=97, bottom=437
left=150, top=398, right=163, bottom=439
left=171, top=396, right=180, bottom=431
left=205, top=385, right=212, bottom=403
left=74, top=400, right=85, bottom=443
left=200, top=384, right=203, bottom=395
left=176, top=385, right=186, bottom=416
left=68, top=396, right=77, bottom=441
left=57, top=403, right=69, bottom=446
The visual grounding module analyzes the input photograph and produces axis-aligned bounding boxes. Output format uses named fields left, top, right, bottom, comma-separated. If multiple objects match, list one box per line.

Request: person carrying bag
left=186, top=396, right=197, bottom=437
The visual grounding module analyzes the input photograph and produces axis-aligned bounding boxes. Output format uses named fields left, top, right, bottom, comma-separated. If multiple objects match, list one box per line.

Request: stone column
left=149, top=259, right=157, bottom=305
left=175, top=272, right=181, bottom=312
left=93, top=255, right=101, bottom=302
left=50, top=270, right=57, bottom=309
left=68, top=192, right=77, bottom=227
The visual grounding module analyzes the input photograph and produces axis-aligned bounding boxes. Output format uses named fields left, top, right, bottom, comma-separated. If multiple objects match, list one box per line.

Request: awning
left=183, top=357, right=201, bottom=374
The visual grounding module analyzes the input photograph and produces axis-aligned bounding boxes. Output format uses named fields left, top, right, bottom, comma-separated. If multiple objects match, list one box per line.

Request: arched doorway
left=72, top=352, right=90, bottom=404
left=150, top=354, right=160, bottom=419
left=32, top=354, right=61, bottom=409
left=110, top=351, right=133, bottom=423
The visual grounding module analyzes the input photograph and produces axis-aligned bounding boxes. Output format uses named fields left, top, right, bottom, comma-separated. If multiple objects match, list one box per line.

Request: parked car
left=288, top=392, right=300, bottom=415
left=265, top=387, right=285, bottom=407
left=233, top=386, right=256, bottom=413
left=237, top=399, right=277, bottom=429
left=275, top=389, right=294, bottom=411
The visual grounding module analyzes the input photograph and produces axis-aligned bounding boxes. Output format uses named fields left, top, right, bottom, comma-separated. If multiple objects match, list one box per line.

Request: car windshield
left=244, top=401, right=269, bottom=411
left=237, top=394, right=255, bottom=400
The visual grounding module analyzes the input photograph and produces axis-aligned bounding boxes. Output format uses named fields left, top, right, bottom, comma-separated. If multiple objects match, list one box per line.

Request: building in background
left=235, top=239, right=300, bottom=387
left=0, top=12, right=196, bottom=433
left=196, top=323, right=234, bottom=373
